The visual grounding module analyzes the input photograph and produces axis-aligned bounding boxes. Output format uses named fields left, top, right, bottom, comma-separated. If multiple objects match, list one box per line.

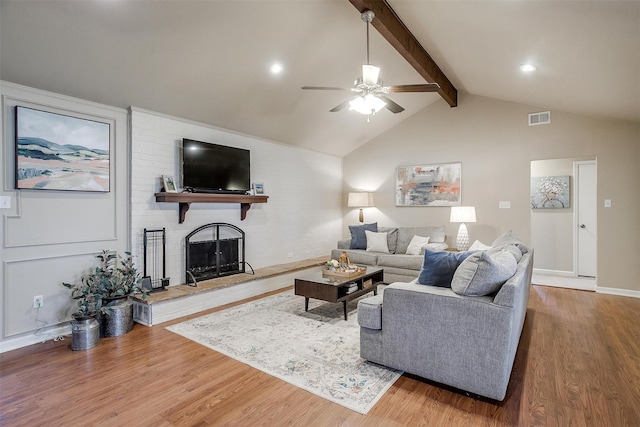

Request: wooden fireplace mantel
left=154, top=192, right=269, bottom=223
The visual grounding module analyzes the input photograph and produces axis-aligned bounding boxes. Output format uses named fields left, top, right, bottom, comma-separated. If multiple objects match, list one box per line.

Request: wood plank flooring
left=1, top=285, right=639, bottom=426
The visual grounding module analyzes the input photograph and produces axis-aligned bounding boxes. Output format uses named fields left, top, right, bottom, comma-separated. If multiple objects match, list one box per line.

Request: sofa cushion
left=490, top=243, right=523, bottom=263
left=378, top=227, right=399, bottom=254
left=349, top=222, right=378, bottom=249
left=406, top=235, right=430, bottom=255
left=397, top=226, right=445, bottom=254
left=417, top=250, right=477, bottom=287
left=469, top=240, right=492, bottom=251
left=451, top=249, right=518, bottom=296
left=365, top=230, right=389, bottom=253
left=376, top=254, right=424, bottom=271
left=492, top=230, right=529, bottom=255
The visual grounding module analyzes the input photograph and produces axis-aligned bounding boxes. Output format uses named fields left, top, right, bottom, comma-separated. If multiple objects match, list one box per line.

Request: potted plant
left=63, top=250, right=148, bottom=339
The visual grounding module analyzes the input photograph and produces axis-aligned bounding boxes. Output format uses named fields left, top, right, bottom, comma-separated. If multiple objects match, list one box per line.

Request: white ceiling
left=1, top=1, right=638, bottom=157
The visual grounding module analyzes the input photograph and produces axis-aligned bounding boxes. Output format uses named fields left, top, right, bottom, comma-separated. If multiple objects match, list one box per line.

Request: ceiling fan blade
left=385, top=84, right=440, bottom=93
left=329, top=101, right=350, bottom=112
left=301, top=86, right=348, bottom=91
left=378, top=96, right=405, bottom=114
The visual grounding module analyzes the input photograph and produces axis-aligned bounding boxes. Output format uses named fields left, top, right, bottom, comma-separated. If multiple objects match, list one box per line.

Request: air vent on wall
left=528, top=111, right=551, bottom=126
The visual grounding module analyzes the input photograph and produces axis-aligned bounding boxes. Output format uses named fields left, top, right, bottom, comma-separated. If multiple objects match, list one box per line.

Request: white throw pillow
left=469, top=240, right=492, bottom=251
left=365, top=230, right=389, bottom=253
left=405, top=235, right=430, bottom=255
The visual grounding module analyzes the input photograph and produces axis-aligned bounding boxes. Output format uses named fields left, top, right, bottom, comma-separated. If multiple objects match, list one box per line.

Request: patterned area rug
left=166, top=289, right=401, bottom=414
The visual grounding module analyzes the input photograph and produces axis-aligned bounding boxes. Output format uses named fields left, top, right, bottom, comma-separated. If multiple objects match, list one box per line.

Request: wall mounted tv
left=181, top=139, right=250, bottom=194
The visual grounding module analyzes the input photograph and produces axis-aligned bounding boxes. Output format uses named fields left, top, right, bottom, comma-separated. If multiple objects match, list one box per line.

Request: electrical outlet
left=33, top=295, right=43, bottom=309
left=0, top=196, right=10, bottom=209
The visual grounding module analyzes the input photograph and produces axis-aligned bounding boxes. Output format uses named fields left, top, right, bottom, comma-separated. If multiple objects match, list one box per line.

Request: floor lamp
left=450, top=206, right=476, bottom=251
left=348, top=192, right=374, bottom=223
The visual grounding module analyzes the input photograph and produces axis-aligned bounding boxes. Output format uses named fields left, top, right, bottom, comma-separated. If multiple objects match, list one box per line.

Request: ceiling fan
left=302, top=10, right=440, bottom=117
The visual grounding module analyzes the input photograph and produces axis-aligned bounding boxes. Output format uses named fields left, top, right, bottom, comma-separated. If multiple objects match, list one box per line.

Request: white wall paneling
left=0, top=81, right=129, bottom=349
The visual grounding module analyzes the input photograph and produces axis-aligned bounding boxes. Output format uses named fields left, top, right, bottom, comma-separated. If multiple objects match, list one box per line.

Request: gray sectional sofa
left=357, top=232, right=533, bottom=401
left=330, top=225, right=448, bottom=283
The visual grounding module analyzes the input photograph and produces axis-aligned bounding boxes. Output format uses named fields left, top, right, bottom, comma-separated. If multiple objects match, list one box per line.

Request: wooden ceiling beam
left=348, top=0, right=457, bottom=107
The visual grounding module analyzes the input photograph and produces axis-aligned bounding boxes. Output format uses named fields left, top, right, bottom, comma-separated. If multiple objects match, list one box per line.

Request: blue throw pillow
left=349, top=223, right=378, bottom=250
left=418, top=249, right=478, bottom=287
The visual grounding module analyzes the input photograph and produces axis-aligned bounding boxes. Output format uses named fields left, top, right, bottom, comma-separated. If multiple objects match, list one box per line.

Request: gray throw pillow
left=451, top=249, right=518, bottom=296
left=349, top=223, right=378, bottom=250
left=492, top=230, right=529, bottom=255
left=378, top=227, right=399, bottom=254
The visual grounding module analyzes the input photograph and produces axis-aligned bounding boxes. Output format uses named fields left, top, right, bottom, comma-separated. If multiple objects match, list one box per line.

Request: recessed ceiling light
left=520, top=64, right=537, bottom=73
left=270, top=63, right=284, bottom=74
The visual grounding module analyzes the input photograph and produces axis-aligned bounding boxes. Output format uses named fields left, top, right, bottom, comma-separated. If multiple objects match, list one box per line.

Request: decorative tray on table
left=322, top=267, right=366, bottom=279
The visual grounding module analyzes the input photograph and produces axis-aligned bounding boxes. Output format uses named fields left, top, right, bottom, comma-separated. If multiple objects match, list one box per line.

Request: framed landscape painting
left=15, top=106, right=110, bottom=192
left=396, top=163, right=461, bottom=206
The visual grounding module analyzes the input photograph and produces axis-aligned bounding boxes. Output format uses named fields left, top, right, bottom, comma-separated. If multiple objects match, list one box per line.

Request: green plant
left=63, top=250, right=148, bottom=317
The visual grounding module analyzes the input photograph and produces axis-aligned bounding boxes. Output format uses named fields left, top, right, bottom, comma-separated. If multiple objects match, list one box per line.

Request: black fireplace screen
left=185, top=223, right=245, bottom=285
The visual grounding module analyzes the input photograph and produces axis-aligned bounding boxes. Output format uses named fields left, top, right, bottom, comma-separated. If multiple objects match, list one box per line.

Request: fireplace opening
left=185, top=223, right=245, bottom=285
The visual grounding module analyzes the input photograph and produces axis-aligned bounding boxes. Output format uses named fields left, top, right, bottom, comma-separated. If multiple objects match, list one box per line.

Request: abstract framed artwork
left=15, top=106, right=110, bottom=192
left=530, top=175, right=570, bottom=209
left=396, top=162, right=461, bottom=206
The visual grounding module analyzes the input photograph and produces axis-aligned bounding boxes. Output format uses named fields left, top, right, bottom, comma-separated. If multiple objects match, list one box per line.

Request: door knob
left=580, top=224, right=586, bottom=228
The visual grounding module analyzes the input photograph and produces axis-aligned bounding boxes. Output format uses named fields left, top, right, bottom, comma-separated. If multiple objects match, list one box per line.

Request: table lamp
left=348, top=192, right=374, bottom=223
left=450, top=206, right=476, bottom=251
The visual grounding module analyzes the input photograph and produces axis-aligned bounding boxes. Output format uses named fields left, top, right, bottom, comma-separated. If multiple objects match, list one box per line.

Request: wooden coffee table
left=294, top=267, right=384, bottom=320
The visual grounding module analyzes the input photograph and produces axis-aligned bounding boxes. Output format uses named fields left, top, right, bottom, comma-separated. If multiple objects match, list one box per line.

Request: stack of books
left=345, top=283, right=359, bottom=294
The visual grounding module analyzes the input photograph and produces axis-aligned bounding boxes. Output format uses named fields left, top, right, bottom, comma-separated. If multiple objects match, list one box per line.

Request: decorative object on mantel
left=166, top=290, right=402, bottom=414
left=530, top=175, right=570, bottom=209
left=253, top=182, right=264, bottom=195
left=15, top=105, right=110, bottom=192
left=348, top=192, right=374, bottom=223
left=162, top=175, right=177, bottom=192
left=396, top=163, right=461, bottom=206
left=450, top=206, right=477, bottom=251
left=154, top=192, right=268, bottom=223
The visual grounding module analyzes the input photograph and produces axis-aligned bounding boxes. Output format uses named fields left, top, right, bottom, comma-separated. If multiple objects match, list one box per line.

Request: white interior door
left=576, top=161, right=597, bottom=277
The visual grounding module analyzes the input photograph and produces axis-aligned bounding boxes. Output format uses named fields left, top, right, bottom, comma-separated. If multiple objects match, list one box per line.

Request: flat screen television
left=181, top=139, right=250, bottom=194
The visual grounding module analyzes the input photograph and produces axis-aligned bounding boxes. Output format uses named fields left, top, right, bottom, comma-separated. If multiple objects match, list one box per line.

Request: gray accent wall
left=0, top=81, right=130, bottom=345
left=342, top=94, right=640, bottom=293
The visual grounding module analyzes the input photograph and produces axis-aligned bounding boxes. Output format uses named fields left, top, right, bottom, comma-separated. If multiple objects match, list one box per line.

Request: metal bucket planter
left=102, top=296, right=134, bottom=337
left=71, top=316, right=100, bottom=350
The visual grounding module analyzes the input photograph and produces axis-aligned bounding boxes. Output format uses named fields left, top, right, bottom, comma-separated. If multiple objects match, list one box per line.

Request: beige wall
left=342, top=94, right=640, bottom=292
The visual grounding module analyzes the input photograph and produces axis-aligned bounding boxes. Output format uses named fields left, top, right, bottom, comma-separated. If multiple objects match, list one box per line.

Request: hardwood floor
left=1, top=285, right=639, bottom=426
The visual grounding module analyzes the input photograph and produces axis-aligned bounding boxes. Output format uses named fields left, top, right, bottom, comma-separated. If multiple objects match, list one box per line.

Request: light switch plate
left=499, top=201, right=511, bottom=209
left=604, top=199, right=612, bottom=208
left=0, top=196, right=10, bottom=209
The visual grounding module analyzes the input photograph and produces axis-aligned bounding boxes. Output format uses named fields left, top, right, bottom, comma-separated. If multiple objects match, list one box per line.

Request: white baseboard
left=532, top=272, right=596, bottom=291
left=0, top=323, right=72, bottom=354
left=596, top=287, right=640, bottom=299
left=533, top=268, right=575, bottom=277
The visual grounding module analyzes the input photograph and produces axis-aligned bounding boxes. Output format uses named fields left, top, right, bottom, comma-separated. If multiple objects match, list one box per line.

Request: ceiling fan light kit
left=301, top=9, right=441, bottom=119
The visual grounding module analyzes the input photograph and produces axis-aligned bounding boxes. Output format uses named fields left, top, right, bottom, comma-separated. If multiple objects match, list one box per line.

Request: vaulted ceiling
left=1, top=1, right=638, bottom=157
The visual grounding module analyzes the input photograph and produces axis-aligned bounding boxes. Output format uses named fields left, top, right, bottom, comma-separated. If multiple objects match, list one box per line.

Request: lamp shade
left=348, top=192, right=374, bottom=207
left=450, top=206, right=476, bottom=223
